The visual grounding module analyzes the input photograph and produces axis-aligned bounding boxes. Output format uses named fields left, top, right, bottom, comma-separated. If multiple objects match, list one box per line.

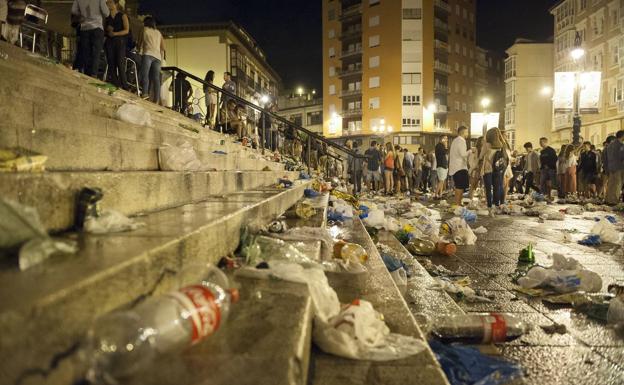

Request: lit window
left=369, top=35, right=380, bottom=47
left=369, top=56, right=380, bottom=68
left=369, top=76, right=380, bottom=88
left=369, top=15, right=380, bottom=26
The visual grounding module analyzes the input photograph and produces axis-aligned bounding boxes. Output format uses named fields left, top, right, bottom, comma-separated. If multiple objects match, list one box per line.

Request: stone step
left=311, top=218, right=450, bottom=385
left=0, top=170, right=299, bottom=232
left=0, top=181, right=310, bottom=385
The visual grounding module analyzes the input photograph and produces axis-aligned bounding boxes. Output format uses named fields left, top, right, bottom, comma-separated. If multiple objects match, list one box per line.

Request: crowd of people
left=345, top=127, right=624, bottom=213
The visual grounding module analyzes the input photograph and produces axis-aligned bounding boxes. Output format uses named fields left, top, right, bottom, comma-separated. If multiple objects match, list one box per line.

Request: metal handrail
left=161, top=66, right=366, bottom=183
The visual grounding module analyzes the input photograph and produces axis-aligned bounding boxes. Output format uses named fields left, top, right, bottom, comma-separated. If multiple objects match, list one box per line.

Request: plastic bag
left=363, top=209, right=385, bottom=227
left=0, top=148, right=47, bottom=172
left=19, top=238, right=77, bottom=270
left=473, top=226, right=488, bottom=234
left=0, top=198, right=47, bottom=249
left=84, top=210, right=144, bottom=234
left=442, top=218, right=477, bottom=245
left=115, top=102, right=152, bottom=126
left=313, top=300, right=427, bottom=361
left=269, top=227, right=335, bottom=261
left=429, top=340, right=523, bottom=385
left=158, top=142, right=202, bottom=171
left=591, top=218, right=620, bottom=244
left=454, top=207, right=477, bottom=223
left=517, top=254, right=602, bottom=293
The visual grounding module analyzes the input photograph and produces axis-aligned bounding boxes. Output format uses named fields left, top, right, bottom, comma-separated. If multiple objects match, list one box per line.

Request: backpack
left=492, top=150, right=507, bottom=173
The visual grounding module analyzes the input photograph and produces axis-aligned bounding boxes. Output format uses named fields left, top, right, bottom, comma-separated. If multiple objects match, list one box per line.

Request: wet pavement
left=428, top=206, right=624, bottom=384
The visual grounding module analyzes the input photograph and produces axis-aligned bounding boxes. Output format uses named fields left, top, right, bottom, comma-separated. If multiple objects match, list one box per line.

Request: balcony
left=337, top=67, right=363, bottom=78
left=434, top=0, right=451, bottom=13
left=342, top=108, right=363, bottom=119
left=434, top=18, right=449, bottom=32
left=339, top=89, right=362, bottom=98
left=434, top=39, right=449, bottom=52
left=434, top=84, right=449, bottom=94
left=339, top=47, right=363, bottom=59
left=554, top=113, right=573, bottom=130
left=340, top=4, right=362, bottom=21
left=434, top=61, right=452, bottom=74
left=436, top=104, right=448, bottom=113
left=339, top=27, right=362, bottom=41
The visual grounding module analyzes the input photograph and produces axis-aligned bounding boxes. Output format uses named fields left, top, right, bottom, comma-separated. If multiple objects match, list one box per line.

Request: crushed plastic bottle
left=82, top=267, right=239, bottom=383
left=433, top=313, right=530, bottom=344
left=406, top=237, right=436, bottom=256
left=334, top=241, right=368, bottom=264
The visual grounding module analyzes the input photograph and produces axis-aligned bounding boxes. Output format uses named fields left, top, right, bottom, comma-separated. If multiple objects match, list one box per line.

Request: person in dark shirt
left=364, top=141, right=382, bottom=192
left=104, top=0, right=129, bottom=90
left=579, top=141, right=597, bottom=197
left=434, top=135, right=448, bottom=199
left=173, top=73, right=192, bottom=115
left=539, top=137, right=557, bottom=199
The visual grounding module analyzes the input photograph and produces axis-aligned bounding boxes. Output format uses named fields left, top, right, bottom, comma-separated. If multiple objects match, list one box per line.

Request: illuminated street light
left=260, top=94, right=270, bottom=105
left=312, top=90, right=316, bottom=95
left=570, top=47, right=585, bottom=61
left=428, top=103, right=437, bottom=113
left=387, top=126, right=393, bottom=133
left=480, top=97, right=491, bottom=109
left=297, top=87, right=304, bottom=96
left=540, top=86, right=552, bottom=96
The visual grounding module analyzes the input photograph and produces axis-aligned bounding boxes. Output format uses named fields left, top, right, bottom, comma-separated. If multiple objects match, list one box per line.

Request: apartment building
left=474, top=47, right=505, bottom=129
left=161, top=22, right=281, bottom=105
left=550, top=0, right=624, bottom=146
left=504, top=40, right=554, bottom=150
left=277, top=93, right=324, bottom=134
left=322, top=0, right=477, bottom=150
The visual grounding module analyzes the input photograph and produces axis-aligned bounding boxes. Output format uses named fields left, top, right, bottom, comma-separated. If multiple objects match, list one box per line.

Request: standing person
left=448, top=126, right=469, bottom=207
left=138, top=16, right=165, bottom=103
left=523, top=142, right=540, bottom=195
left=172, top=73, right=192, bottom=114
left=579, top=141, right=598, bottom=197
left=71, top=0, right=109, bottom=77
left=203, top=70, right=217, bottom=127
left=421, top=148, right=431, bottom=193
left=434, top=135, right=449, bottom=199
left=348, top=142, right=363, bottom=195
left=468, top=137, right=482, bottom=200
left=606, top=130, right=624, bottom=205
left=413, top=148, right=423, bottom=193
left=403, top=148, right=415, bottom=193
left=383, top=142, right=395, bottom=195
left=557, top=145, right=568, bottom=199
left=1, top=0, right=25, bottom=44
left=480, top=127, right=507, bottom=215
left=538, top=137, right=558, bottom=200
left=428, top=149, right=438, bottom=194
left=221, top=71, right=236, bottom=107
left=601, top=136, right=615, bottom=199
left=510, top=150, right=524, bottom=194
left=104, top=0, right=129, bottom=90
left=394, top=145, right=404, bottom=194
left=564, top=145, right=578, bottom=197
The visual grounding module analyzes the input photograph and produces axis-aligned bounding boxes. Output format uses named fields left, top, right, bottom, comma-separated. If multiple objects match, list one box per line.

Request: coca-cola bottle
left=81, top=267, right=239, bottom=383
left=432, top=313, right=530, bottom=344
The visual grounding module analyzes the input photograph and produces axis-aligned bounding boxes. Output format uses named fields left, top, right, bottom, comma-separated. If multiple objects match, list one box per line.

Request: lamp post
left=570, top=31, right=585, bottom=146
left=480, top=97, right=491, bottom=138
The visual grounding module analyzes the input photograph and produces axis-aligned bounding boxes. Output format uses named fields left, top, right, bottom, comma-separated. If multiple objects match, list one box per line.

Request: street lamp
left=297, top=87, right=304, bottom=97
left=480, top=97, right=491, bottom=137
left=260, top=94, right=270, bottom=106
left=540, top=86, right=552, bottom=96
left=570, top=32, right=585, bottom=146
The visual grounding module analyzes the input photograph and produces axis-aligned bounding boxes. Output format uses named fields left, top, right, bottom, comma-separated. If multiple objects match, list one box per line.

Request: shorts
left=583, top=172, right=597, bottom=185
left=366, top=170, right=381, bottom=182
left=452, top=169, right=469, bottom=190
left=436, top=167, right=448, bottom=181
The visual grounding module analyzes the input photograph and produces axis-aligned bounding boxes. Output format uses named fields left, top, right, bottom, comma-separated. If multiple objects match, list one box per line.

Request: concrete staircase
left=0, top=41, right=450, bottom=385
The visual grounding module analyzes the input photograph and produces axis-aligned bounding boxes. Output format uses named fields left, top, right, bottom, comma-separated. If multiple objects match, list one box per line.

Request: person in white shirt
left=72, top=0, right=110, bottom=77
left=448, top=126, right=470, bottom=206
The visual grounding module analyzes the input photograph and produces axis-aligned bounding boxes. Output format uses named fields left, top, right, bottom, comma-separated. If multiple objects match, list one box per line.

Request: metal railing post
left=261, top=111, right=266, bottom=155
left=307, top=135, right=312, bottom=175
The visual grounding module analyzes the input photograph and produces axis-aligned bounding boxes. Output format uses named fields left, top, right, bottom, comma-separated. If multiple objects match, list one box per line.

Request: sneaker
left=488, top=208, right=496, bottom=218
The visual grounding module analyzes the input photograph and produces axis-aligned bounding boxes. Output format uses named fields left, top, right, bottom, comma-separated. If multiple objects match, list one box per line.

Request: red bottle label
left=490, top=313, right=507, bottom=343
left=168, top=285, right=221, bottom=344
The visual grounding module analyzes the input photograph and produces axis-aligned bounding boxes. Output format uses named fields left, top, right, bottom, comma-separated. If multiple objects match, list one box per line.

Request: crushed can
left=268, top=220, right=287, bottom=233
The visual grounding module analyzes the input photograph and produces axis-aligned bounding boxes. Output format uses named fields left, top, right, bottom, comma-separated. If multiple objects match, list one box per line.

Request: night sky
left=141, top=0, right=558, bottom=92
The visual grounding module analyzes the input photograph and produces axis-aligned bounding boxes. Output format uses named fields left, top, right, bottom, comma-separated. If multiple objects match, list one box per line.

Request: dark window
left=307, top=111, right=322, bottom=125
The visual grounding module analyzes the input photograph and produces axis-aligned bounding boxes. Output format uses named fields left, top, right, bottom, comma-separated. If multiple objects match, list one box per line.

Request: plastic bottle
left=406, top=238, right=436, bottom=256
left=433, top=313, right=530, bottom=344
left=83, top=267, right=239, bottom=382
left=607, top=295, right=624, bottom=325
left=334, top=241, right=368, bottom=264
left=435, top=241, right=457, bottom=256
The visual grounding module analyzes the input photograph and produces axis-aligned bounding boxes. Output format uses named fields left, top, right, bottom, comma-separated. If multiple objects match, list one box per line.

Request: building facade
left=322, top=0, right=477, bottom=150
left=160, top=23, right=281, bottom=105
left=550, top=0, right=624, bottom=146
left=504, top=40, right=554, bottom=151
left=277, top=94, right=324, bottom=134
left=474, top=47, right=505, bottom=129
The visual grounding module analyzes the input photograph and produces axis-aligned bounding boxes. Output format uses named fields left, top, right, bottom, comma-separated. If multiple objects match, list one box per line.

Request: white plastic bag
left=84, top=210, right=144, bottom=234
left=473, top=226, right=488, bottom=234
left=115, top=102, right=152, bottom=126
left=591, top=218, right=621, bottom=244
left=444, top=217, right=477, bottom=245
left=313, top=300, right=427, bottom=361
left=518, top=254, right=602, bottom=293
left=158, top=142, right=202, bottom=171
left=19, top=238, right=77, bottom=270
left=389, top=268, right=407, bottom=295
left=364, top=209, right=385, bottom=227
left=0, top=198, right=47, bottom=249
